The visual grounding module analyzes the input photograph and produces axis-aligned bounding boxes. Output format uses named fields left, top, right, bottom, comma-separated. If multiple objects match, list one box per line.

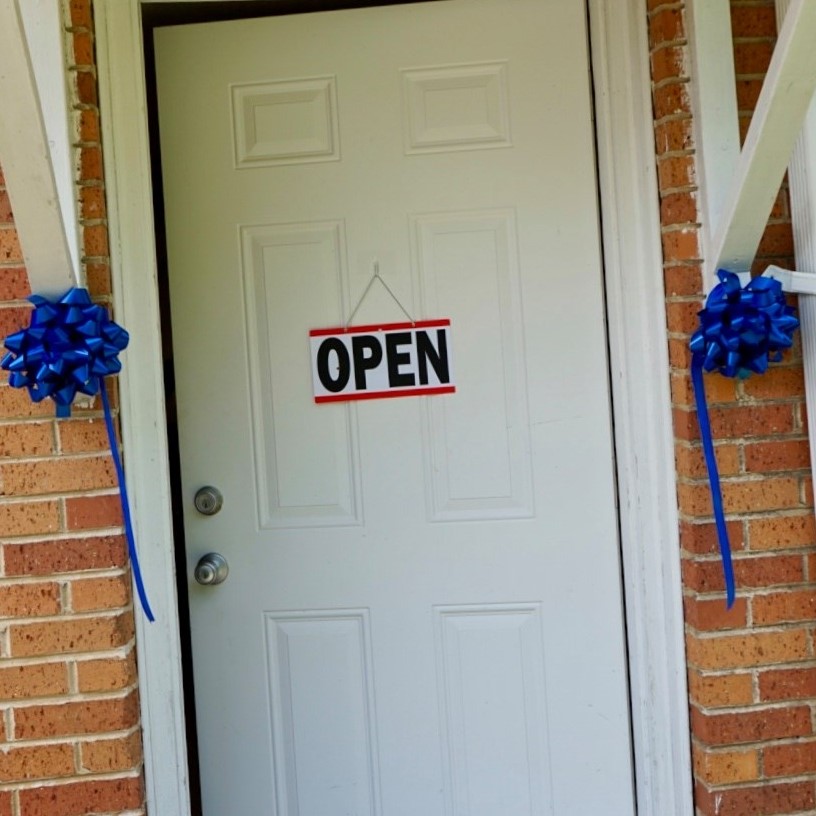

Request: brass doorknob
left=194, top=552, right=229, bottom=586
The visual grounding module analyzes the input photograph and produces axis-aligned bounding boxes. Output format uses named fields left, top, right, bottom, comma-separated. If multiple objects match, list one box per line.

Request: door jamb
left=93, top=1, right=692, bottom=813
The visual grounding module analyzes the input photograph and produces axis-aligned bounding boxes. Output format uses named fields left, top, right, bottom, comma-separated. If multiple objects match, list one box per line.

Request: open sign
left=310, top=320, right=455, bottom=403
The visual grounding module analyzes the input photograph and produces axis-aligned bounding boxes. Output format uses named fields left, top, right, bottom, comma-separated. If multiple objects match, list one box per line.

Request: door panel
left=155, top=2, right=635, bottom=813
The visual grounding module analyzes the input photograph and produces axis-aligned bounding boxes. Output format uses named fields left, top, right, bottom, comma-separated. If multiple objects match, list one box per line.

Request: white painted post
left=0, top=0, right=78, bottom=297
left=686, top=0, right=741, bottom=280
left=709, top=0, right=816, bottom=279
left=776, top=0, right=816, bottom=550
left=18, top=0, right=81, bottom=279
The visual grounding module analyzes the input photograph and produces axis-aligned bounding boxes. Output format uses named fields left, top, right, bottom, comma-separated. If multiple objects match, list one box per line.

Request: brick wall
left=650, top=1, right=816, bottom=813
left=4, top=0, right=816, bottom=814
left=0, top=2, right=145, bottom=815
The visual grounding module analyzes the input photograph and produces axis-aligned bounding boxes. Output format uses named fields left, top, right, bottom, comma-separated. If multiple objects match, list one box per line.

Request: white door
left=155, top=2, right=635, bottom=814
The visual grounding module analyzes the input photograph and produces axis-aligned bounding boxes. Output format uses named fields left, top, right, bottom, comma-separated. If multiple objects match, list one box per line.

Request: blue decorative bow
left=2, top=288, right=154, bottom=621
left=2, top=288, right=127, bottom=414
left=689, top=270, right=799, bottom=607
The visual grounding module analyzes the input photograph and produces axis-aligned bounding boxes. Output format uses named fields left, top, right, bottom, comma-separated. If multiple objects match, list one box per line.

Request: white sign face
left=310, top=319, right=455, bottom=403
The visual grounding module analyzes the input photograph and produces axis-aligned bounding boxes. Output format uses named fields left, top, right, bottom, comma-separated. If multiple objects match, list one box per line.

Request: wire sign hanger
left=309, top=258, right=455, bottom=403
left=346, top=259, right=415, bottom=329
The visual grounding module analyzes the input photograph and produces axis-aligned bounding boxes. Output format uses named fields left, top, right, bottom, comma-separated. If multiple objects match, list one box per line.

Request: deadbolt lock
left=194, top=486, right=223, bottom=516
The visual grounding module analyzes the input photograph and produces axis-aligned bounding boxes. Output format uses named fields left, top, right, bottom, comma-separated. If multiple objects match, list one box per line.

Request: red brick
left=0, top=305, right=30, bottom=338
left=649, top=7, right=685, bottom=47
left=666, top=299, right=702, bottom=334
left=0, top=663, right=69, bottom=701
left=677, top=477, right=800, bottom=515
left=68, top=0, right=91, bottom=28
left=80, top=731, right=142, bottom=773
left=736, top=78, right=764, bottom=112
left=72, top=31, right=93, bottom=66
left=78, top=146, right=103, bottom=183
left=662, top=228, right=700, bottom=263
left=19, top=776, right=143, bottom=816
left=734, top=553, right=806, bottom=588
left=733, top=41, right=775, bottom=75
left=675, top=442, right=739, bottom=479
left=760, top=667, right=816, bottom=702
left=694, top=746, right=759, bottom=785
left=651, top=45, right=687, bottom=83
left=0, top=791, right=10, bottom=816
left=708, top=403, right=795, bottom=437
left=684, top=595, right=748, bottom=631
left=672, top=406, right=699, bottom=441
left=764, top=740, right=816, bottom=777
left=690, top=703, right=812, bottom=745
left=78, top=184, right=106, bottom=219
left=688, top=669, right=753, bottom=708
left=0, top=582, right=60, bottom=618
left=0, top=267, right=30, bottom=300
left=653, top=80, right=691, bottom=119
left=682, top=559, right=728, bottom=594
left=670, top=371, right=694, bottom=406
left=65, top=493, right=122, bottom=530
left=685, top=628, right=810, bottom=670
left=74, top=70, right=97, bottom=106
left=0, top=455, right=116, bottom=496
left=654, top=116, right=694, bottom=155
left=85, top=262, right=111, bottom=296
left=0, top=421, right=54, bottom=456
left=0, top=384, right=57, bottom=418
left=0, top=499, right=60, bottom=536
left=0, top=229, right=23, bottom=263
left=661, top=190, right=697, bottom=224
left=700, top=370, right=740, bottom=404
left=695, top=778, right=815, bottom=816
left=680, top=519, right=744, bottom=556
left=70, top=574, right=130, bottom=612
left=14, top=690, right=139, bottom=739
left=664, top=264, right=702, bottom=297
left=77, top=652, right=137, bottom=693
left=749, top=514, right=816, bottom=550
left=669, top=337, right=693, bottom=368
left=756, top=222, right=795, bottom=258
left=745, top=439, right=811, bottom=472
left=82, top=224, right=109, bottom=257
left=57, top=418, right=111, bottom=453
left=10, top=612, right=134, bottom=657
left=3, top=534, right=126, bottom=576
left=730, top=6, right=777, bottom=38
left=76, top=107, right=100, bottom=142
left=753, top=590, right=816, bottom=625
left=658, top=155, right=696, bottom=191
left=0, top=190, right=12, bottom=223
left=768, top=188, right=790, bottom=220
left=0, top=743, right=74, bottom=782
left=741, top=365, right=805, bottom=399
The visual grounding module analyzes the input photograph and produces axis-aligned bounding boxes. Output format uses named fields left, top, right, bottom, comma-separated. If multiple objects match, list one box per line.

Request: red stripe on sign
left=309, top=319, right=450, bottom=337
left=315, top=385, right=456, bottom=403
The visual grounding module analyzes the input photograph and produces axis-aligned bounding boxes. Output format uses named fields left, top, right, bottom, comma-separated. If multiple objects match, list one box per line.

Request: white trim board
left=689, top=0, right=816, bottom=284
left=0, top=0, right=77, bottom=296
left=94, top=1, right=692, bottom=814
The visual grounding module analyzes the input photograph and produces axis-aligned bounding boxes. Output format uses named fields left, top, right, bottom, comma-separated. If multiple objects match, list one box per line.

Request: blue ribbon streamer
left=689, top=270, right=799, bottom=608
left=2, top=288, right=154, bottom=621
left=101, top=386, right=155, bottom=622
left=690, top=358, right=736, bottom=607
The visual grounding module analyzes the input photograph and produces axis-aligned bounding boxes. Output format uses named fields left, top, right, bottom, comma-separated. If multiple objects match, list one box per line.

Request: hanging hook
left=345, top=258, right=415, bottom=328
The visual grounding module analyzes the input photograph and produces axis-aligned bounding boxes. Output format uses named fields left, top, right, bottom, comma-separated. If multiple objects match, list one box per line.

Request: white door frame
left=93, top=1, right=692, bottom=813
